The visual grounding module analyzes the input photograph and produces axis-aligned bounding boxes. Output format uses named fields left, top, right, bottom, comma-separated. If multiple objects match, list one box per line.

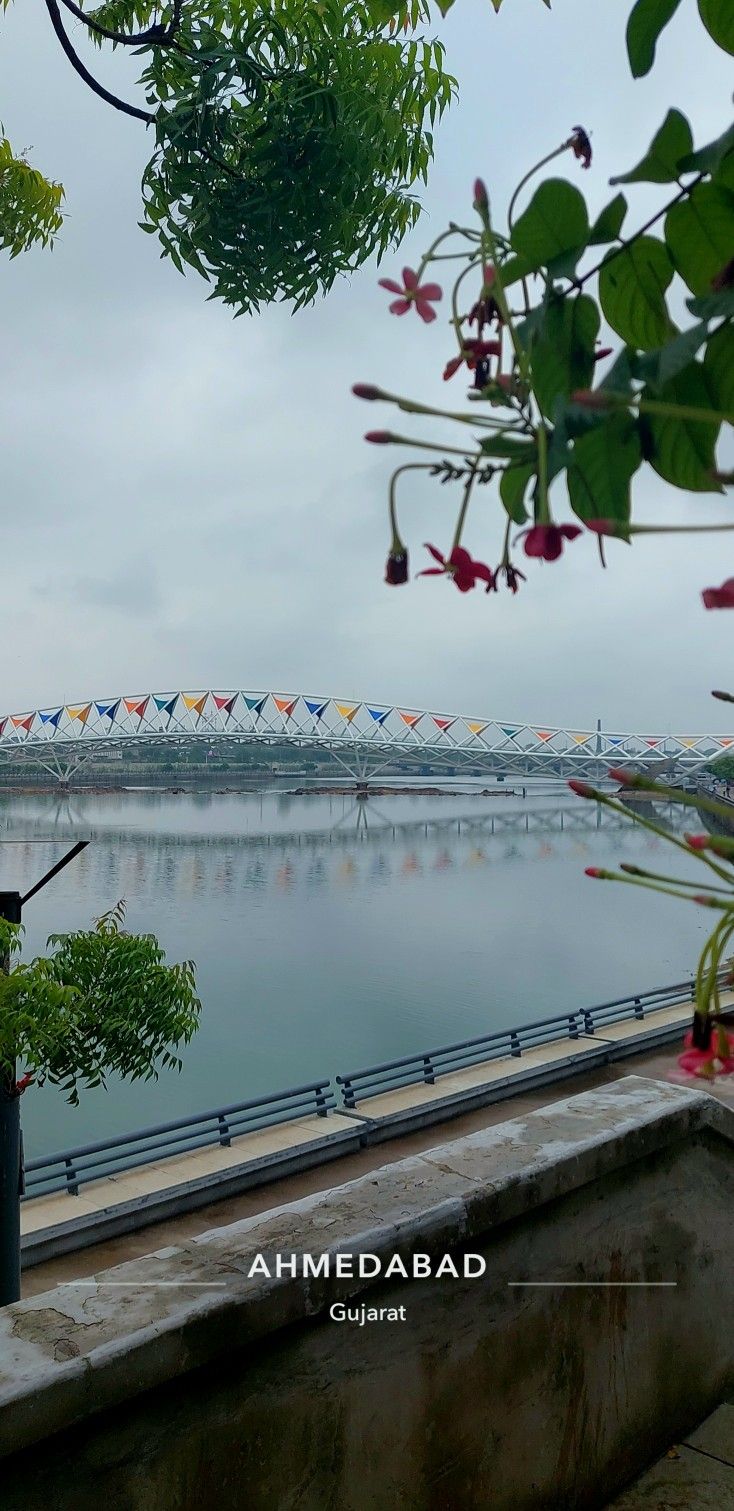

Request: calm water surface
left=0, top=785, right=707, bottom=1159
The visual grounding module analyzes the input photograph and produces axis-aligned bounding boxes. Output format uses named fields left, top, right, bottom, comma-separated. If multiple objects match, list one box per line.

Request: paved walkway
left=22, top=1041, right=734, bottom=1299
left=606, top=1403, right=734, bottom=1508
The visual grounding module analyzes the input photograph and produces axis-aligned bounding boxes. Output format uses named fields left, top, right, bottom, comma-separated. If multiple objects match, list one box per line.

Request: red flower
left=521, top=524, right=582, bottom=561
left=13, top=1072, right=34, bottom=1096
left=385, top=549, right=409, bottom=586
left=702, top=579, right=734, bottom=609
left=419, top=543, right=494, bottom=593
left=570, top=125, right=592, bottom=169
left=378, top=267, right=443, bottom=323
left=672, top=1024, right=734, bottom=1081
left=443, top=338, right=502, bottom=382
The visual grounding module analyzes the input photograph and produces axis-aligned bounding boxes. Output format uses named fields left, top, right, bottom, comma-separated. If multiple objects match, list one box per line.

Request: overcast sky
left=1, top=0, right=732, bottom=734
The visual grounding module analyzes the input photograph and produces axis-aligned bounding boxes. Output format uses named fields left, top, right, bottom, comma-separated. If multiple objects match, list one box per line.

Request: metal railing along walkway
left=23, top=1079, right=334, bottom=1201
left=335, top=978, right=705, bottom=1110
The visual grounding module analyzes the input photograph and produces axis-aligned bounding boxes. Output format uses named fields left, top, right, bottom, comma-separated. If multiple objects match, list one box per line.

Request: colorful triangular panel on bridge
left=11, top=715, right=34, bottom=732
left=213, top=694, right=236, bottom=716
left=679, top=738, right=697, bottom=748
left=535, top=730, right=552, bottom=741
left=67, top=703, right=92, bottom=725
left=304, top=700, right=328, bottom=719
left=336, top=703, right=359, bottom=722
left=40, top=709, right=63, bottom=728
left=95, top=701, right=120, bottom=723
left=467, top=722, right=487, bottom=736
left=501, top=727, right=518, bottom=738
left=720, top=739, right=733, bottom=747
left=572, top=734, right=591, bottom=744
left=368, top=708, right=389, bottom=724
left=645, top=739, right=659, bottom=747
left=183, top=694, right=207, bottom=716
left=399, top=712, right=421, bottom=728
left=273, top=697, right=297, bottom=718
left=243, top=696, right=265, bottom=716
left=124, top=696, right=149, bottom=718
left=433, top=718, right=453, bottom=731
left=0, top=719, right=6, bottom=737
left=153, top=695, right=179, bottom=718
left=607, top=737, right=624, bottom=745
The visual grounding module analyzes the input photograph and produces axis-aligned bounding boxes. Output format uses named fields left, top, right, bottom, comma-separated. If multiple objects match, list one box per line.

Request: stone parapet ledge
left=1, top=1076, right=731, bottom=1462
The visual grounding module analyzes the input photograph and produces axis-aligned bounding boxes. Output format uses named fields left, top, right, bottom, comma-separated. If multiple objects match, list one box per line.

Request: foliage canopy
left=0, top=0, right=454, bottom=311
left=0, top=901, right=200, bottom=1103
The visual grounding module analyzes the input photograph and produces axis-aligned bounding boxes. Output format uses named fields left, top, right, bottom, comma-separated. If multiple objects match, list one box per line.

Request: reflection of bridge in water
left=0, top=799, right=685, bottom=853
left=0, top=688, right=731, bottom=782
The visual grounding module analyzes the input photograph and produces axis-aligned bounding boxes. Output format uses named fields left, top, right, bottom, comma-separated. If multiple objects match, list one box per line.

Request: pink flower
left=672, top=1025, right=734, bottom=1081
left=521, top=524, right=582, bottom=561
left=702, top=579, right=734, bottom=609
left=419, top=543, right=494, bottom=593
left=378, top=267, right=443, bottom=323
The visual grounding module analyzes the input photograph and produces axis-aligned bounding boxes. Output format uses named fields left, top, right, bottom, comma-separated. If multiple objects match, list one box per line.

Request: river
left=0, top=784, right=707, bottom=1160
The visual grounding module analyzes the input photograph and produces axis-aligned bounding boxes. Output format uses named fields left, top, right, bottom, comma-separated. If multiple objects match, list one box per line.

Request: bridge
left=0, top=687, right=731, bottom=783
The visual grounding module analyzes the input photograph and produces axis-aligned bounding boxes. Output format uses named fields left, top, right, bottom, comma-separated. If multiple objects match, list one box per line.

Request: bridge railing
left=335, top=978, right=706, bottom=1109
left=22, top=1079, right=335, bottom=1200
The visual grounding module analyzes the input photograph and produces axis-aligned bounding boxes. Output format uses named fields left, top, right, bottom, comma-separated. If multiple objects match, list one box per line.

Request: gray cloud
left=0, top=0, right=732, bottom=732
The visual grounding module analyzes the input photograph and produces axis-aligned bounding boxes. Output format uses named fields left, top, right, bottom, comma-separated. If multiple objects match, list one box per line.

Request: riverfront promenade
left=22, top=1033, right=734, bottom=1299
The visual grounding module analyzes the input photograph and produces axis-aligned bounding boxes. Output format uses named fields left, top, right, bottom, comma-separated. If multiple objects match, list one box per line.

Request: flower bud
left=473, top=178, right=488, bottom=207
left=584, top=867, right=606, bottom=879
left=684, top=834, right=709, bottom=851
left=568, top=779, right=597, bottom=799
left=608, top=768, right=635, bottom=785
left=352, top=384, right=383, bottom=401
left=365, top=431, right=395, bottom=444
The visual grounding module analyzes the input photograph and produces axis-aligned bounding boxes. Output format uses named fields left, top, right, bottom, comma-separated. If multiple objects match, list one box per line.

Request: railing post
left=217, top=1114, right=231, bottom=1148
left=633, top=996, right=644, bottom=1021
left=0, top=891, right=23, bottom=1307
left=568, top=1014, right=580, bottom=1041
left=422, top=1055, right=435, bottom=1086
left=314, top=1085, right=329, bottom=1119
left=510, top=1031, right=521, bottom=1059
left=339, top=1078, right=355, bottom=1111
left=64, top=1156, right=79, bottom=1197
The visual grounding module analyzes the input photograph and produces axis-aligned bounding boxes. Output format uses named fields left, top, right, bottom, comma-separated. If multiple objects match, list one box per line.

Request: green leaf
left=435, top=0, right=456, bottom=14
left=478, top=435, right=536, bottom=460
left=635, top=321, right=710, bottom=390
left=678, top=122, right=734, bottom=176
left=599, top=236, right=675, bottom=350
left=641, top=362, right=722, bottom=491
left=511, top=179, right=590, bottom=279
left=568, top=414, right=641, bottom=532
left=610, top=109, right=693, bottom=184
left=703, top=323, right=734, bottom=415
left=588, top=194, right=627, bottom=245
left=688, top=288, right=734, bottom=319
left=529, top=294, right=600, bottom=420
left=626, top=0, right=683, bottom=76
left=499, top=463, right=533, bottom=525
left=698, top=0, right=734, bottom=53
left=665, top=182, right=734, bottom=295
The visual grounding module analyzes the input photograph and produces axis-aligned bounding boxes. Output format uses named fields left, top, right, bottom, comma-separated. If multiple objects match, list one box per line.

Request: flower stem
left=507, top=139, right=577, bottom=232
left=450, top=459, right=480, bottom=553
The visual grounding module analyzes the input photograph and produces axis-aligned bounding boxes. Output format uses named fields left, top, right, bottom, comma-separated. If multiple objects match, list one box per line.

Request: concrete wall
left=1, top=1077, right=733, bottom=1510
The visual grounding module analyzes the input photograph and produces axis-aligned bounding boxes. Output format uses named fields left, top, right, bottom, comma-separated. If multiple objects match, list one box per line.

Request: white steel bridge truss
left=0, top=689, right=731, bottom=783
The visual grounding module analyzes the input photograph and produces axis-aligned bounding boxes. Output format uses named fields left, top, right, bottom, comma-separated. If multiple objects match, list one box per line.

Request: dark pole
left=0, top=891, right=22, bottom=1307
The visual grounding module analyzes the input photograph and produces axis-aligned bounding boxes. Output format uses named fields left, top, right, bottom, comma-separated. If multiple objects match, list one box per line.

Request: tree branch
left=43, top=0, right=156, bottom=123
left=56, top=0, right=182, bottom=47
left=573, top=173, right=705, bottom=290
